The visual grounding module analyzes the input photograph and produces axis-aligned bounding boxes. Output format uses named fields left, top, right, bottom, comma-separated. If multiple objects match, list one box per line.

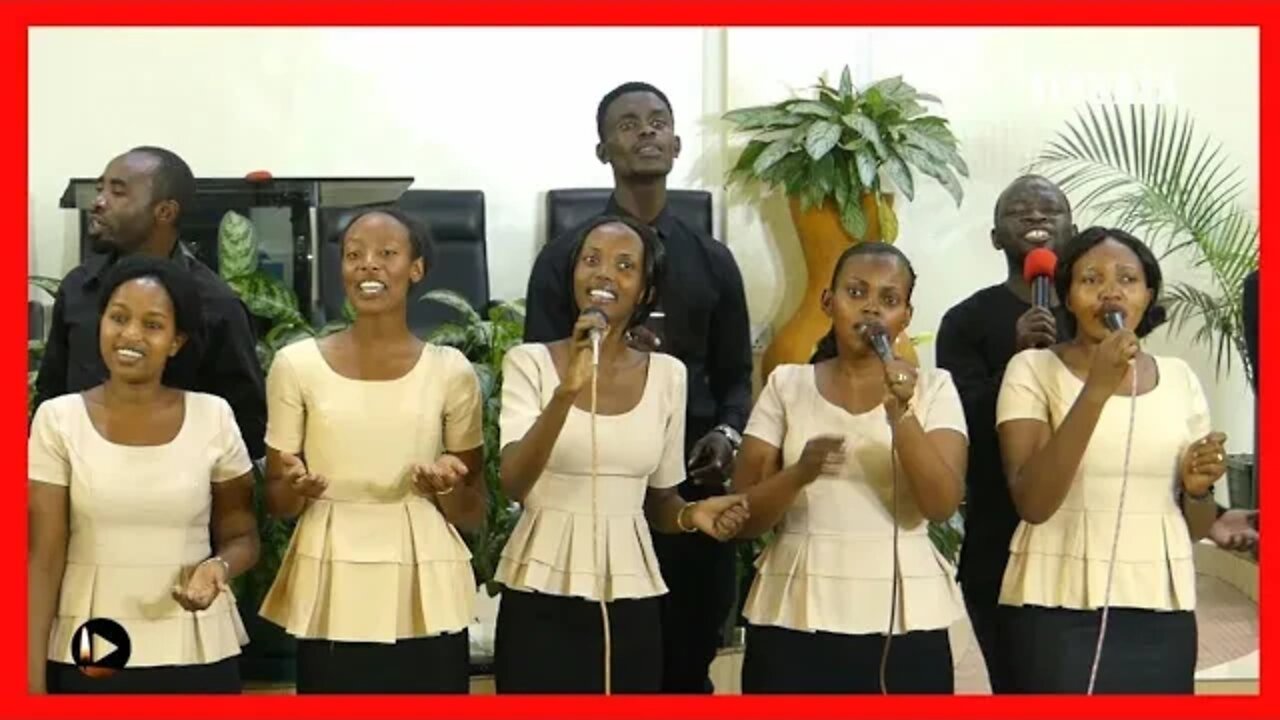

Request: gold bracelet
left=435, top=485, right=455, bottom=496
left=676, top=502, right=698, bottom=533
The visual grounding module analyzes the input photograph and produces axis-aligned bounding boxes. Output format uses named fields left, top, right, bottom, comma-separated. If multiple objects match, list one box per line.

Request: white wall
left=719, top=27, right=1259, bottom=461
left=28, top=27, right=711, bottom=297
left=29, top=27, right=1259, bottom=461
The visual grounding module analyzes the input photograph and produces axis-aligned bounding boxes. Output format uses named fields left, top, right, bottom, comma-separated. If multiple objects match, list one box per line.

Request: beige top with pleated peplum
left=741, top=364, right=969, bottom=636
left=28, top=392, right=253, bottom=667
left=995, top=349, right=1210, bottom=611
left=494, top=343, right=687, bottom=601
left=258, top=339, right=483, bottom=642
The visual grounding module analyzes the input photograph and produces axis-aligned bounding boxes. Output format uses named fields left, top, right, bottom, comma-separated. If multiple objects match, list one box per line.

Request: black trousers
left=741, top=623, right=954, bottom=694
left=295, top=631, right=470, bottom=694
left=652, top=484, right=738, bottom=693
left=47, top=657, right=241, bottom=693
left=958, top=547, right=1019, bottom=694
left=1006, top=605, right=1197, bottom=694
left=494, top=587, right=662, bottom=693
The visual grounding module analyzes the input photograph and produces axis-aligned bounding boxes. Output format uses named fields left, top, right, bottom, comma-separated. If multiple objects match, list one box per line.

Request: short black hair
left=811, top=242, right=917, bottom=363
left=97, top=255, right=207, bottom=368
left=565, top=215, right=666, bottom=329
left=128, top=146, right=196, bottom=225
left=335, top=206, right=437, bottom=273
left=992, top=173, right=1073, bottom=226
left=1055, top=226, right=1168, bottom=338
left=596, top=82, right=674, bottom=141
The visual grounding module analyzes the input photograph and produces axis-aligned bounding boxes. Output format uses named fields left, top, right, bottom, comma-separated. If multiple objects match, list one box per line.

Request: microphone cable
left=1086, top=358, right=1138, bottom=694
left=590, top=345, right=613, bottom=695
left=879, top=442, right=902, bottom=694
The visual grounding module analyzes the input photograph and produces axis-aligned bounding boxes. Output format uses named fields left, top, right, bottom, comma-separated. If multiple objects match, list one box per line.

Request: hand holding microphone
left=1016, top=248, right=1059, bottom=350
left=861, top=322, right=917, bottom=419
left=1084, top=307, right=1140, bottom=400
left=559, top=308, right=610, bottom=397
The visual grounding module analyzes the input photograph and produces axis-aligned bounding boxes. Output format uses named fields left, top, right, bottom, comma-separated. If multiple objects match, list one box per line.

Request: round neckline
left=1045, top=348, right=1163, bottom=398
left=78, top=391, right=190, bottom=449
left=537, top=343, right=655, bottom=419
left=809, top=365, right=890, bottom=420
left=312, top=337, right=428, bottom=384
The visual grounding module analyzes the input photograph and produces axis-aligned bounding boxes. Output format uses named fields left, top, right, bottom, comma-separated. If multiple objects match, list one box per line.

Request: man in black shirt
left=1206, top=268, right=1260, bottom=551
left=936, top=175, right=1075, bottom=693
left=522, top=82, right=753, bottom=693
left=33, top=146, right=266, bottom=458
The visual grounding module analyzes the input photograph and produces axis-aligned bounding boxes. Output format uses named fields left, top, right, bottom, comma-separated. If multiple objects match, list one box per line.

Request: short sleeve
left=442, top=348, right=484, bottom=452
left=920, top=369, right=969, bottom=438
left=28, top=402, right=70, bottom=487
left=499, top=345, right=545, bottom=449
left=648, top=357, right=688, bottom=489
left=212, top=397, right=253, bottom=483
left=264, top=350, right=305, bottom=454
left=743, top=366, right=789, bottom=448
left=996, top=350, right=1050, bottom=425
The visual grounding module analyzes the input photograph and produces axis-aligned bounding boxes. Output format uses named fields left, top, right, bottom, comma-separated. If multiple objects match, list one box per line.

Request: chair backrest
left=316, top=189, right=489, bottom=336
left=544, top=188, right=713, bottom=245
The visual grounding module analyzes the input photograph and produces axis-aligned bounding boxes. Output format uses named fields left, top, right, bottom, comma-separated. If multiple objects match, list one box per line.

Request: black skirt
left=295, top=631, right=470, bottom=694
left=47, top=656, right=241, bottom=694
left=494, top=587, right=662, bottom=693
left=741, top=623, right=954, bottom=694
left=1005, top=605, right=1197, bottom=694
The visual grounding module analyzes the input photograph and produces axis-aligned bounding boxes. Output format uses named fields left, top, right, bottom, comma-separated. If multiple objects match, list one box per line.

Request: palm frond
left=1030, top=102, right=1259, bottom=385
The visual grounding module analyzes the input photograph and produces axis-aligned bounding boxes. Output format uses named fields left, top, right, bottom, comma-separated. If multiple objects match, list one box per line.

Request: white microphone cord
left=590, top=351, right=613, bottom=695
left=1086, top=363, right=1138, bottom=694
left=879, top=445, right=902, bottom=694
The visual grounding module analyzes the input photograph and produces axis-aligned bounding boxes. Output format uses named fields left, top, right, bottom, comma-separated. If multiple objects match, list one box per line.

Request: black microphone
left=1103, top=309, right=1126, bottom=332
left=1023, top=248, right=1058, bottom=310
left=860, top=322, right=895, bottom=365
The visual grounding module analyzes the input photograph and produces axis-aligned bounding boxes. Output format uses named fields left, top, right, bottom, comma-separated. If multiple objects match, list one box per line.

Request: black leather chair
left=316, top=190, right=489, bottom=336
left=544, top=188, right=714, bottom=245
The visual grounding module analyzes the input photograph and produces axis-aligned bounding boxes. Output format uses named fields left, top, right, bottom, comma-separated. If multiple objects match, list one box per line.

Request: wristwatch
left=714, top=424, right=742, bottom=452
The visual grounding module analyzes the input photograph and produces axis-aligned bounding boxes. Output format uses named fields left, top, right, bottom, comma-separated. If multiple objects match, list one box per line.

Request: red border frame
left=5, top=1, right=1273, bottom=718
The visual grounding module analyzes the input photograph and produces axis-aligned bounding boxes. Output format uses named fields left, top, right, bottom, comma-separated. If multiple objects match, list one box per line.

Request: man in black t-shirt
left=936, top=175, right=1076, bottom=693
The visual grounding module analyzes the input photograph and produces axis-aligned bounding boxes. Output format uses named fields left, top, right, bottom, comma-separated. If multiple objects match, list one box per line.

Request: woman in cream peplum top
left=493, top=216, right=750, bottom=693
left=258, top=208, right=487, bottom=694
left=996, top=227, right=1227, bottom=693
left=732, top=242, right=969, bottom=694
left=28, top=256, right=259, bottom=694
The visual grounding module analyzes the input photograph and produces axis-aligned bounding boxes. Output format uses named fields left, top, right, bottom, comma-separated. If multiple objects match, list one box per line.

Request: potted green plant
left=722, top=65, right=969, bottom=379
left=1032, top=102, right=1259, bottom=508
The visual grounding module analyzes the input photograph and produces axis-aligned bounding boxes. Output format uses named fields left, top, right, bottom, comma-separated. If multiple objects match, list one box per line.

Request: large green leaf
left=28, top=275, right=60, bottom=299
left=217, top=210, right=259, bottom=280
left=853, top=148, right=879, bottom=189
left=839, top=195, right=868, bottom=239
left=804, top=120, right=841, bottom=161
left=900, top=145, right=964, bottom=206
left=753, top=135, right=797, bottom=176
left=228, top=271, right=305, bottom=326
left=881, top=150, right=915, bottom=202
left=838, top=65, right=854, bottom=105
left=722, top=105, right=794, bottom=129
left=877, top=194, right=900, bottom=243
left=420, top=288, right=482, bottom=324
left=842, top=112, right=888, bottom=159
left=787, top=100, right=838, bottom=119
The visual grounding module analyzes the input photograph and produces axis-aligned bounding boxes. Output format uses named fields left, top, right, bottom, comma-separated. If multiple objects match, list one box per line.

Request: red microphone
left=1022, top=248, right=1058, bottom=309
